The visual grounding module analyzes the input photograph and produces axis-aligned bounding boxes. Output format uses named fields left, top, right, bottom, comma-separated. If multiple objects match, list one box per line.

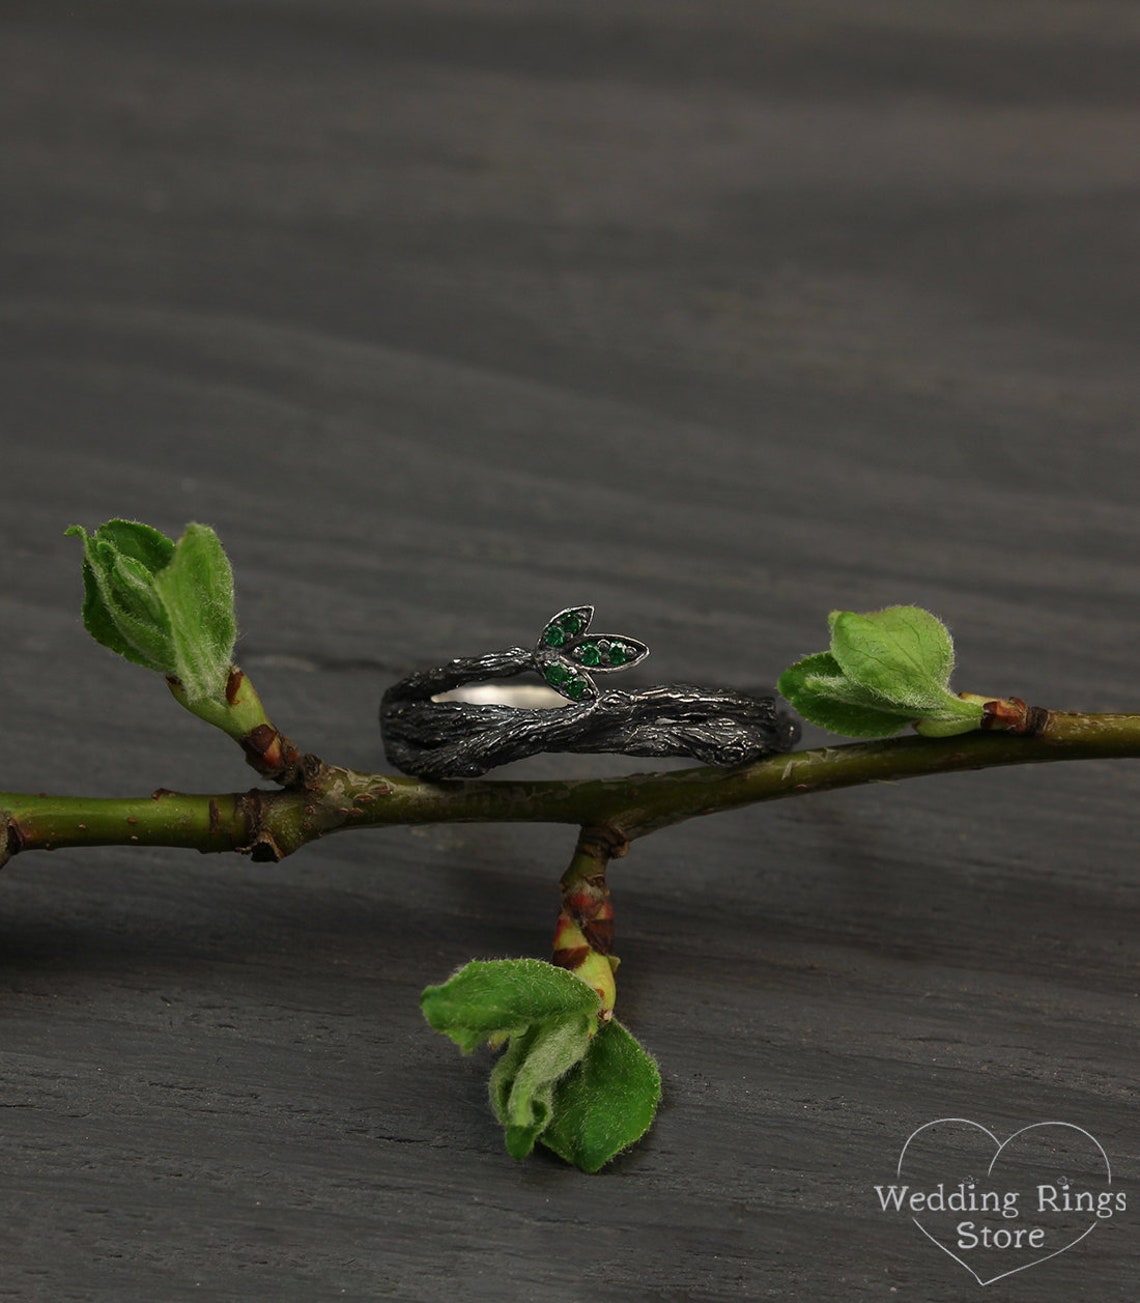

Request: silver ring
left=380, top=606, right=800, bottom=779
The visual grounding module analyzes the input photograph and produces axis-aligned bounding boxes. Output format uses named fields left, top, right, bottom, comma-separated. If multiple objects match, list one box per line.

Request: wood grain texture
left=1, top=3, right=1137, bottom=1298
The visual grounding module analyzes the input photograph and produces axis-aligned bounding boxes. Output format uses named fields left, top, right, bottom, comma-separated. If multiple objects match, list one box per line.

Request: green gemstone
left=544, top=625, right=565, bottom=647
left=608, top=643, right=632, bottom=665
left=545, top=663, right=571, bottom=686
left=579, top=643, right=601, bottom=667
left=565, top=676, right=589, bottom=700
left=559, top=612, right=584, bottom=637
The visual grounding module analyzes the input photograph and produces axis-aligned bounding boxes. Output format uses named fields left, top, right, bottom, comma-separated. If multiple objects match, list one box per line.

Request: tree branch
left=3, top=711, right=1139, bottom=867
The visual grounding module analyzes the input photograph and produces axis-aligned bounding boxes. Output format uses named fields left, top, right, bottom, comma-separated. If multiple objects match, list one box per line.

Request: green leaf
left=489, top=1015, right=597, bottom=1160
left=778, top=653, right=917, bottom=739
left=423, top=962, right=663, bottom=1171
left=829, top=607, right=955, bottom=709
left=421, top=958, right=601, bottom=1055
left=541, top=1019, right=662, bottom=1173
left=67, top=520, right=238, bottom=704
left=778, top=608, right=986, bottom=740
left=67, top=521, right=176, bottom=672
left=79, top=518, right=175, bottom=573
left=153, top=523, right=237, bottom=703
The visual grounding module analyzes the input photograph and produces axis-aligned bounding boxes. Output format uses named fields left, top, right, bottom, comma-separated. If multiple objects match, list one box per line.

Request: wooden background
left=1, top=2, right=1136, bottom=1298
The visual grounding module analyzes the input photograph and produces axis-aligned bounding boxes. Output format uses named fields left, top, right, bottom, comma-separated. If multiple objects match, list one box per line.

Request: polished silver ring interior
left=379, top=606, right=800, bottom=780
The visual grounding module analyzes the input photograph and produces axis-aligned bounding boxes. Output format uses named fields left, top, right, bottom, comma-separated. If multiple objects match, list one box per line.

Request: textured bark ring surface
left=380, top=607, right=800, bottom=779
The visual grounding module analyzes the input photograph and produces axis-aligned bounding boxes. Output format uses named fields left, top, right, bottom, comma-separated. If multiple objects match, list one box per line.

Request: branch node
left=980, top=697, right=1052, bottom=735
left=575, top=823, right=630, bottom=863
left=247, top=832, right=286, bottom=862
left=236, top=789, right=287, bottom=861
left=1, top=814, right=24, bottom=868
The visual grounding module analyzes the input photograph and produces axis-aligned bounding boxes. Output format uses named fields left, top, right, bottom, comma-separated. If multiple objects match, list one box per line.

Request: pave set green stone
left=573, top=639, right=634, bottom=668
left=534, top=606, right=647, bottom=704
left=543, top=661, right=589, bottom=699
left=542, top=610, right=586, bottom=648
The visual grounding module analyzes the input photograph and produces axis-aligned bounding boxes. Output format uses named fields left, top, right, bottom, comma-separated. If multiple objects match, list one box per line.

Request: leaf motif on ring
left=533, top=606, right=649, bottom=703
left=567, top=636, right=649, bottom=673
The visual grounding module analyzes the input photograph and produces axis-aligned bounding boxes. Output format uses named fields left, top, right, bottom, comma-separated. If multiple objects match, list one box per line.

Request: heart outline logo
left=896, top=1118, right=1113, bottom=1286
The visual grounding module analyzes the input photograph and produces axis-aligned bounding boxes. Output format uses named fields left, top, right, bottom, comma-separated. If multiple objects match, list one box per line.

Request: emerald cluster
left=533, top=606, right=647, bottom=704
left=543, top=610, right=587, bottom=648
left=544, top=663, right=590, bottom=700
left=572, top=640, right=635, bottom=669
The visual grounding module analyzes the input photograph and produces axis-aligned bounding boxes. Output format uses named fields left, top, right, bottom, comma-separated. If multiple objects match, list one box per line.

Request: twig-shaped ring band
left=380, top=606, right=800, bottom=780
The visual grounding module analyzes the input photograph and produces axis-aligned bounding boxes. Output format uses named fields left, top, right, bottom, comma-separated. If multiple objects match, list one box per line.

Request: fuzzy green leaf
left=79, top=518, right=175, bottom=573
left=421, top=958, right=601, bottom=1055
left=829, top=607, right=955, bottom=709
left=153, top=523, right=237, bottom=703
left=423, top=962, right=664, bottom=1171
left=777, top=653, right=916, bottom=738
left=489, top=1015, right=597, bottom=1160
left=779, top=609, right=986, bottom=739
left=540, top=1019, right=662, bottom=1173
left=67, top=520, right=238, bottom=705
left=423, top=959, right=602, bottom=1162
left=67, top=521, right=176, bottom=672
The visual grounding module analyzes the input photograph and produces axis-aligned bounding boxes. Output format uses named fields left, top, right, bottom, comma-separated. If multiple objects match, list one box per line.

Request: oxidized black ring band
left=380, top=606, right=800, bottom=780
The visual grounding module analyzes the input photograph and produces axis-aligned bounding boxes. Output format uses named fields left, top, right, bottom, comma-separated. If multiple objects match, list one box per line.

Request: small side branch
left=552, top=826, right=627, bottom=1017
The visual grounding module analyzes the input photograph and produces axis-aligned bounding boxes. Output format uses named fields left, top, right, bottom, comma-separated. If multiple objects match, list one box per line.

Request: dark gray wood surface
left=2, top=3, right=1137, bottom=1298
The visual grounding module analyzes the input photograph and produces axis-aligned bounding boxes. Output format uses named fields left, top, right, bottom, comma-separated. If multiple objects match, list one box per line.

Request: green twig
left=3, top=711, right=1139, bottom=868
